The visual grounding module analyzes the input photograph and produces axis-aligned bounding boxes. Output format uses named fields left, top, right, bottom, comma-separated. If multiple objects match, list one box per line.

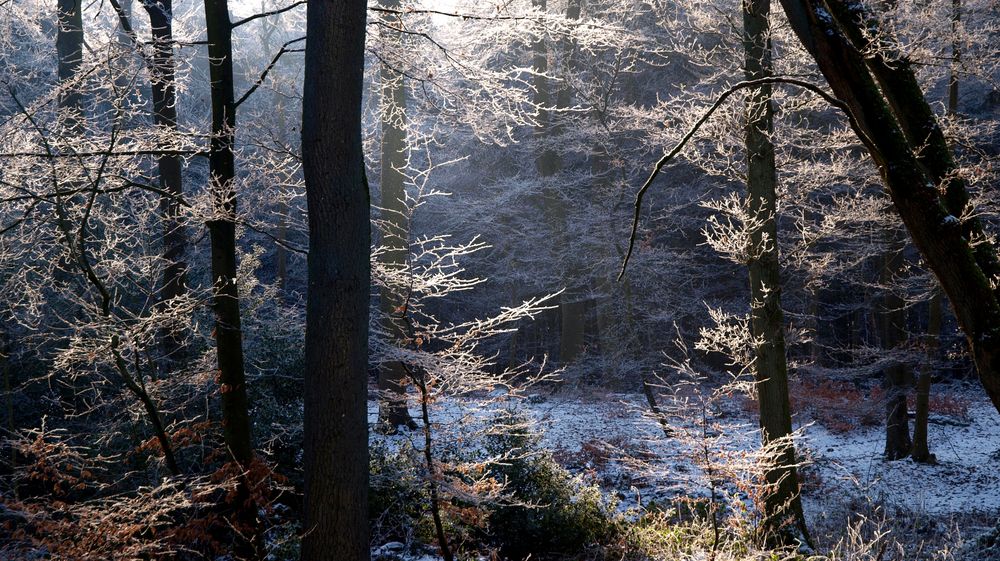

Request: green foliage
left=369, top=440, right=429, bottom=546
left=482, top=412, right=621, bottom=560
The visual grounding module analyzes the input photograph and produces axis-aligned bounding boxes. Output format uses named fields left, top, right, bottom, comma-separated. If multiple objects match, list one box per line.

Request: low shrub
left=482, top=412, right=622, bottom=560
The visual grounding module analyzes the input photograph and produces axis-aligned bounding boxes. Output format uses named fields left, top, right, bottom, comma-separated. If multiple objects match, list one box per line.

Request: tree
left=107, top=0, right=190, bottom=375
left=741, top=0, right=810, bottom=546
left=203, top=1, right=260, bottom=556
left=56, top=0, right=84, bottom=122
left=776, top=0, right=1000, bottom=415
left=376, top=0, right=417, bottom=432
left=144, top=1, right=189, bottom=375
left=301, top=1, right=370, bottom=559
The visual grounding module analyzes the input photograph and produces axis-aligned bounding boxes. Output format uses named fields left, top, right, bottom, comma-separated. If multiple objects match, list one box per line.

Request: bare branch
left=618, top=76, right=863, bottom=281
left=231, top=1, right=306, bottom=29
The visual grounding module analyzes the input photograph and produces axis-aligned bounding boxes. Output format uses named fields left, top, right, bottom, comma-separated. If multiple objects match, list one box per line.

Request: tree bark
left=532, top=0, right=586, bottom=364
left=776, top=0, right=1000, bottom=416
left=56, top=0, right=84, bottom=123
left=301, top=1, right=370, bottom=560
left=376, top=0, right=416, bottom=432
left=203, top=2, right=259, bottom=556
left=911, top=290, right=941, bottom=463
left=556, top=0, right=587, bottom=364
left=743, top=0, right=811, bottom=547
left=141, top=1, right=189, bottom=377
left=879, top=230, right=911, bottom=460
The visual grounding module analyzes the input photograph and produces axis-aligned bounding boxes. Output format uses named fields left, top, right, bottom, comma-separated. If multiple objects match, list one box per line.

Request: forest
left=0, top=0, right=999, bottom=559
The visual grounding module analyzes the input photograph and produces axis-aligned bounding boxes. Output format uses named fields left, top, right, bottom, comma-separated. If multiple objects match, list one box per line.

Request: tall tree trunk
left=912, top=28, right=962, bottom=459
left=948, top=0, right=961, bottom=114
left=912, top=289, right=941, bottom=463
left=556, top=0, right=586, bottom=364
left=879, top=230, right=911, bottom=460
left=776, top=0, right=1000, bottom=416
left=56, top=0, right=84, bottom=124
left=532, top=0, right=585, bottom=364
left=301, top=1, right=370, bottom=560
left=142, top=1, right=189, bottom=377
left=376, top=0, right=416, bottom=432
left=743, top=0, right=811, bottom=547
left=203, top=1, right=259, bottom=556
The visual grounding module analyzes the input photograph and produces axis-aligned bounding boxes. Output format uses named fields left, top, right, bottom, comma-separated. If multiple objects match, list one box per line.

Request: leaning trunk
left=776, top=0, right=1000, bottom=415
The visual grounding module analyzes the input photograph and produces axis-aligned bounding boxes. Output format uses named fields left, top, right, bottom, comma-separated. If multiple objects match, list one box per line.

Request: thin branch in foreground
left=234, top=36, right=306, bottom=109
left=231, top=1, right=306, bottom=29
left=618, top=76, right=864, bottom=281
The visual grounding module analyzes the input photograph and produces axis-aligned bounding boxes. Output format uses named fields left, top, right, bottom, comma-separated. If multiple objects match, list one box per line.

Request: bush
left=482, top=412, right=621, bottom=560
left=369, top=440, right=429, bottom=548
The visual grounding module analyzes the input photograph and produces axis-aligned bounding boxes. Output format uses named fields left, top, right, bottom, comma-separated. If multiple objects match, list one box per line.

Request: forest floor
left=370, top=380, right=1000, bottom=558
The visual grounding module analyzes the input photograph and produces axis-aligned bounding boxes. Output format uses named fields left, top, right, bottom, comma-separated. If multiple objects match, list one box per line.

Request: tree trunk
left=142, top=1, right=189, bottom=377
left=301, top=2, right=370, bottom=560
left=532, top=0, right=586, bottom=364
left=376, top=0, right=416, bottom=431
left=743, top=0, right=811, bottom=547
left=203, top=1, right=259, bottom=556
left=56, top=0, right=84, bottom=124
left=913, top=19, right=962, bottom=460
left=776, top=0, right=1000, bottom=416
left=948, top=0, right=961, bottom=114
left=556, top=0, right=586, bottom=364
left=911, top=290, right=941, bottom=463
left=879, top=230, right=910, bottom=460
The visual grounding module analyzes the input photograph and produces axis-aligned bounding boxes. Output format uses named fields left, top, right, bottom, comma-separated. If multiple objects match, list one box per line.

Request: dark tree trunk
left=742, top=0, right=811, bottom=547
left=142, top=1, right=189, bottom=376
left=203, top=0, right=253, bottom=468
left=301, top=1, right=370, bottom=560
left=879, top=230, right=911, bottom=460
left=911, top=290, right=941, bottom=463
left=948, top=0, right=961, bottom=115
left=777, top=0, right=1000, bottom=416
left=376, top=0, right=416, bottom=432
left=56, top=0, right=84, bottom=122
left=531, top=0, right=586, bottom=364
left=555, top=0, right=586, bottom=364
left=203, top=2, right=259, bottom=557
left=882, top=361, right=912, bottom=460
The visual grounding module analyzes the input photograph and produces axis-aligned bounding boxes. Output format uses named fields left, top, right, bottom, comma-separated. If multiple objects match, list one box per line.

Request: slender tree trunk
left=556, top=0, right=586, bottom=364
left=912, top=290, right=941, bottom=463
left=203, top=2, right=259, bottom=556
left=913, top=28, right=962, bottom=459
left=142, top=1, right=189, bottom=377
left=56, top=0, right=84, bottom=124
left=879, top=230, right=911, bottom=460
left=743, top=0, right=810, bottom=547
left=948, top=0, right=961, bottom=115
left=203, top=0, right=253, bottom=468
left=532, top=0, right=586, bottom=364
left=377, top=0, right=416, bottom=431
left=776, top=0, right=1000, bottom=416
left=301, top=2, right=370, bottom=560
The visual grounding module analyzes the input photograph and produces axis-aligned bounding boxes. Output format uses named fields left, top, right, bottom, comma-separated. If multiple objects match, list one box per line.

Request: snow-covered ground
left=370, top=386, right=1000, bottom=518
left=801, top=401, right=1000, bottom=516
